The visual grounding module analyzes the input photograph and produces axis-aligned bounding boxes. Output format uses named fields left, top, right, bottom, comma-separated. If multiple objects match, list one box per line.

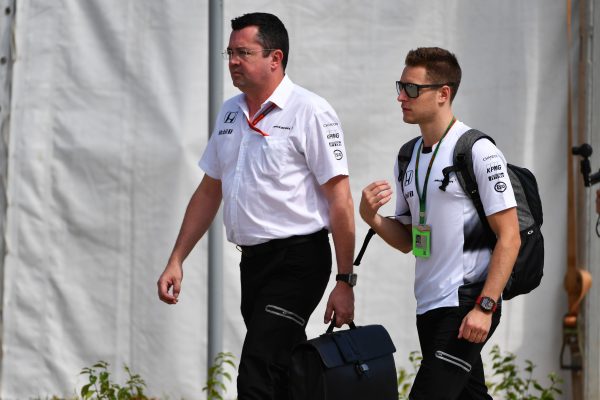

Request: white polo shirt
left=394, top=121, right=517, bottom=314
left=199, top=75, right=349, bottom=246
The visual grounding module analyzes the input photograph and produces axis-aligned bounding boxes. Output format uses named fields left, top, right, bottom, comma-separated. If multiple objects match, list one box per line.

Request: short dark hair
left=231, top=13, right=289, bottom=70
left=405, top=47, right=461, bottom=101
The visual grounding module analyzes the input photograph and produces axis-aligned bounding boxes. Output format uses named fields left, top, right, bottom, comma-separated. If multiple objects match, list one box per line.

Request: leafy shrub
left=79, top=361, right=148, bottom=400
left=202, top=352, right=237, bottom=400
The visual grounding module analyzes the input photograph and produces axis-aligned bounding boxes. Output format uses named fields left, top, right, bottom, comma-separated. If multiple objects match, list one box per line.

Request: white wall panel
left=0, top=1, right=573, bottom=398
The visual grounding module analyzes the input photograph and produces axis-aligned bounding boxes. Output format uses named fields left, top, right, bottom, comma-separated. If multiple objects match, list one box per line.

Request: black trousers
left=237, top=230, right=331, bottom=400
left=409, top=286, right=501, bottom=400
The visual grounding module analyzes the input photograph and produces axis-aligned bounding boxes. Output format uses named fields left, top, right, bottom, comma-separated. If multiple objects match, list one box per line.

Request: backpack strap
left=397, top=136, right=421, bottom=185
left=448, top=129, right=497, bottom=238
left=353, top=228, right=376, bottom=266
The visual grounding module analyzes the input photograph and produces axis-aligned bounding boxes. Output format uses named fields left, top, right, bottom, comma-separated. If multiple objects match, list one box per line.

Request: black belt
left=238, top=229, right=328, bottom=258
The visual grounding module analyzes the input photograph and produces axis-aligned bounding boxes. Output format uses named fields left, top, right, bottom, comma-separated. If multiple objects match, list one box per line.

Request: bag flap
left=298, top=325, right=396, bottom=368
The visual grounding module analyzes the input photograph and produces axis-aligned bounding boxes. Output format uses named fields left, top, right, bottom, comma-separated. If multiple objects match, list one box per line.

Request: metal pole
left=207, top=0, right=224, bottom=376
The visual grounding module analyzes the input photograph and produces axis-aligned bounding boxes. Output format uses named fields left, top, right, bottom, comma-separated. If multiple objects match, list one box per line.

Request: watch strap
left=476, top=295, right=497, bottom=313
left=336, top=273, right=357, bottom=287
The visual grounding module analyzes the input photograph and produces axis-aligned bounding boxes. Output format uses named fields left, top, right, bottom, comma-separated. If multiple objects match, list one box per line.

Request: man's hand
left=324, top=282, right=355, bottom=327
left=157, top=261, right=183, bottom=304
left=458, top=308, right=493, bottom=343
left=359, top=180, right=393, bottom=224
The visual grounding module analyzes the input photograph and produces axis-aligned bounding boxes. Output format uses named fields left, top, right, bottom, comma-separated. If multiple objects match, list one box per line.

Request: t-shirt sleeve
left=304, top=107, right=349, bottom=185
left=471, top=139, right=517, bottom=216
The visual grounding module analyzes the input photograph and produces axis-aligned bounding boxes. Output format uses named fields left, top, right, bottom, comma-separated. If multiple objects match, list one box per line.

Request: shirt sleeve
left=394, top=159, right=412, bottom=224
left=471, top=139, right=517, bottom=216
left=303, top=107, right=349, bottom=185
left=198, top=113, right=223, bottom=180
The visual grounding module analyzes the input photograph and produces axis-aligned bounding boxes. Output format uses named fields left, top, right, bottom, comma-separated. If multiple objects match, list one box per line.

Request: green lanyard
left=415, top=117, right=456, bottom=225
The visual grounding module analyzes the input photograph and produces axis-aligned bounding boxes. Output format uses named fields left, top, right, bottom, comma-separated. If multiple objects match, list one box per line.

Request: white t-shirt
left=395, top=121, right=517, bottom=315
left=199, top=75, right=349, bottom=246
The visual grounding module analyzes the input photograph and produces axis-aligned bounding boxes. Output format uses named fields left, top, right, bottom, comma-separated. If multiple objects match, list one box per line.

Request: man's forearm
left=481, top=208, right=521, bottom=300
left=366, top=214, right=412, bottom=253
left=168, top=176, right=222, bottom=265
left=329, top=197, right=355, bottom=274
left=480, top=236, right=520, bottom=300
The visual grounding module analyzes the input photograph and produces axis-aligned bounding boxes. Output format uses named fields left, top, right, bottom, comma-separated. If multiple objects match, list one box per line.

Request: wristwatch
left=476, top=296, right=498, bottom=313
left=336, top=273, right=357, bottom=287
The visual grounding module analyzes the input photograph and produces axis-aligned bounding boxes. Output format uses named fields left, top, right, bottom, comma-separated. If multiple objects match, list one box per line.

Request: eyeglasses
left=222, top=48, right=277, bottom=60
left=396, top=81, right=455, bottom=98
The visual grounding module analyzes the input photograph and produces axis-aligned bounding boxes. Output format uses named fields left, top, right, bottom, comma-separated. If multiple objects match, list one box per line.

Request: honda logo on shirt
left=404, top=170, right=413, bottom=186
left=224, top=111, right=238, bottom=124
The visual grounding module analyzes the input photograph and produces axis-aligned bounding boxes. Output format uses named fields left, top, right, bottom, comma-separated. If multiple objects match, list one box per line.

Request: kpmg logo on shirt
left=224, top=111, right=238, bottom=123
left=486, top=162, right=503, bottom=174
left=404, top=170, right=413, bottom=186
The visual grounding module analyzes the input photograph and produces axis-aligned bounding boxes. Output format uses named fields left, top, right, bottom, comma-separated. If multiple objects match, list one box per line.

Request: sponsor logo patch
left=218, top=129, right=233, bottom=135
left=224, top=111, right=238, bottom=123
left=486, top=162, right=503, bottom=174
left=334, top=150, right=343, bottom=160
left=494, top=181, right=507, bottom=192
left=404, top=170, right=413, bottom=186
left=405, top=190, right=414, bottom=199
left=273, top=125, right=292, bottom=130
left=328, top=140, right=342, bottom=147
left=483, top=154, right=499, bottom=161
left=323, top=122, right=339, bottom=127
left=488, top=172, right=505, bottom=181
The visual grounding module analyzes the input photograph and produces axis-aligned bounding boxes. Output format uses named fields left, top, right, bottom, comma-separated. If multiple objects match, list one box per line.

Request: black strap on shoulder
left=397, top=136, right=420, bottom=184
left=451, top=129, right=497, bottom=238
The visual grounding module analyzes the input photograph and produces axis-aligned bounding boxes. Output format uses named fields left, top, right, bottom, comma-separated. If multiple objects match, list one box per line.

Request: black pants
left=237, top=230, right=331, bottom=400
left=409, top=286, right=501, bottom=400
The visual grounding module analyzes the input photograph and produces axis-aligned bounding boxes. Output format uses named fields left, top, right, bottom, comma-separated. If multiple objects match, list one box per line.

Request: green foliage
left=397, top=351, right=422, bottom=400
left=396, top=345, right=563, bottom=400
left=79, top=361, right=148, bottom=400
left=202, top=352, right=237, bottom=400
left=487, top=345, right=563, bottom=400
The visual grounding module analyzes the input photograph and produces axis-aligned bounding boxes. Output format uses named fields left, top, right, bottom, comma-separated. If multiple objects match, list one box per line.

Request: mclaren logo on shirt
left=224, top=111, right=238, bottom=123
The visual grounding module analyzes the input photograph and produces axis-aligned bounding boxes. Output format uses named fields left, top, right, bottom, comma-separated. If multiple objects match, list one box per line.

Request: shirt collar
left=236, top=75, right=294, bottom=114
left=266, top=74, right=294, bottom=109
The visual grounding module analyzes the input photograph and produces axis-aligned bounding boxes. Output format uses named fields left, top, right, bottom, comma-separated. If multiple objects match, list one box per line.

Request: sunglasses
left=396, top=81, right=455, bottom=98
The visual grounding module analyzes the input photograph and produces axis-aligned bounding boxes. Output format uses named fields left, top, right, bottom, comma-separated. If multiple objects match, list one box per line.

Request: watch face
left=348, top=274, right=357, bottom=286
left=337, top=273, right=357, bottom=287
left=479, top=297, right=495, bottom=311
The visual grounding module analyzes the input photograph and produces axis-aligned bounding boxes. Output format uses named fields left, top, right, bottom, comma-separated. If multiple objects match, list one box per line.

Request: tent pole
left=207, top=0, right=224, bottom=379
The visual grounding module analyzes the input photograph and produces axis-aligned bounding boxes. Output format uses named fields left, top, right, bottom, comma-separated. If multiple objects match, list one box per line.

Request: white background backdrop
left=1, top=1, right=598, bottom=399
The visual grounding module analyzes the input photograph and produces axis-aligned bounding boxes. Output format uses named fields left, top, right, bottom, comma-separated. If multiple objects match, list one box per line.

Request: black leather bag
left=290, top=321, right=398, bottom=400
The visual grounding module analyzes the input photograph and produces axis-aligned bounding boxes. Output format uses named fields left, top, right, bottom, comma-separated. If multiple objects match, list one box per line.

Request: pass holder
left=412, top=224, right=431, bottom=258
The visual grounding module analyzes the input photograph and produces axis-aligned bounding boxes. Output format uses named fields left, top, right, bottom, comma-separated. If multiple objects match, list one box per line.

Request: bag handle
left=325, top=315, right=357, bottom=334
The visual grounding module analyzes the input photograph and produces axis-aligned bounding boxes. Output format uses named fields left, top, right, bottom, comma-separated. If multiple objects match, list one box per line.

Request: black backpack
left=389, top=129, right=544, bottom=300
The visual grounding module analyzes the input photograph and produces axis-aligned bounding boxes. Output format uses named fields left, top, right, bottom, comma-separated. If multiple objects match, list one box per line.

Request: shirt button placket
left=230, top=128, right=248, bottom=244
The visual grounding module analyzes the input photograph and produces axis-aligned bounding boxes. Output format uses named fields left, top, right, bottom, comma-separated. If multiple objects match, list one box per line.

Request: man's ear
left=438, top=85, right=452, bottom=104
left=271, top=49, right=284, bottom=70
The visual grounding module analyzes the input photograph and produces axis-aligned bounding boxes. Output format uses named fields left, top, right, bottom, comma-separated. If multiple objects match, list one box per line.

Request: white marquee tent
left=1, top=1, right=600, bottom=399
